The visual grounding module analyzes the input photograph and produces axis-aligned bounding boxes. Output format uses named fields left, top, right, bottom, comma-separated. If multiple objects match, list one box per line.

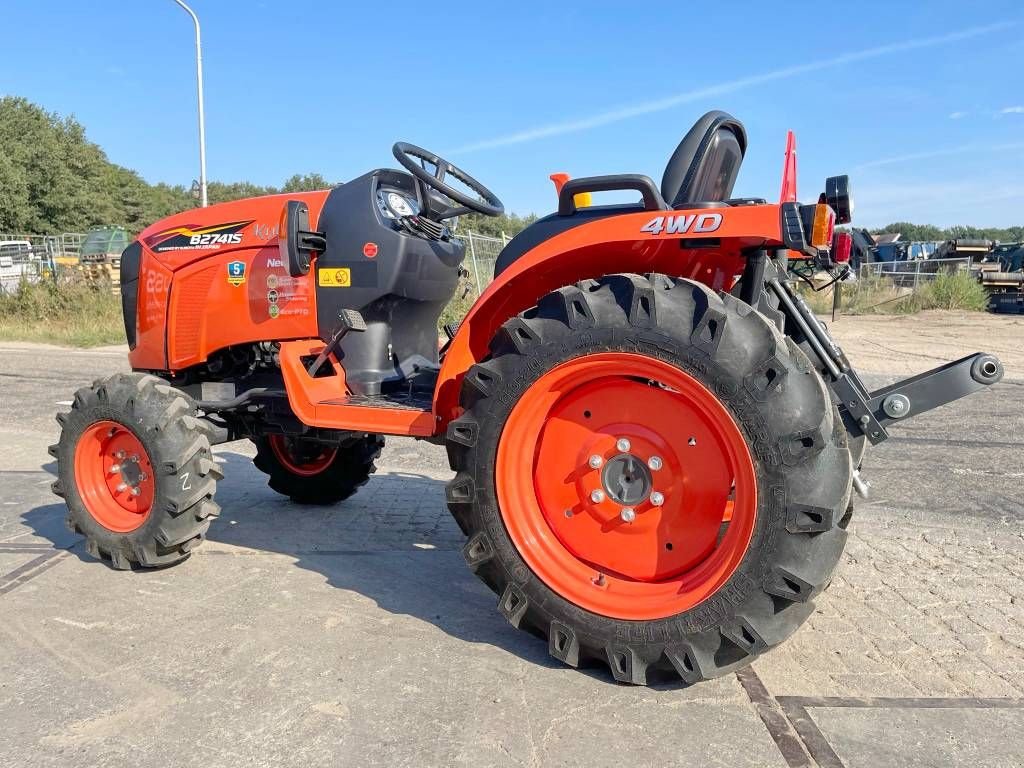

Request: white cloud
left=854, top=141, right=1024, bottom=170
left=854, top=180, right=1024, bottom=228
left=450, top=20, right=1016, bottom=154
left=948, top=111, right=968, bottom=119
left=1000, top=105, right=1024, bottom=114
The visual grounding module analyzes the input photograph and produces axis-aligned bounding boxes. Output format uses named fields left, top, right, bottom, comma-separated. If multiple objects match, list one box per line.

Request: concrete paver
left=1, top=311, right=1022, bottom=767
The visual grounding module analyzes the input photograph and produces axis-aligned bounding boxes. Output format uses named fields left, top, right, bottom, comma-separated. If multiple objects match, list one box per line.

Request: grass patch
left=800, top=270, right=989, bottom=315
left=912, top=270, right=990, bottom=312
left=0, top=277, right=125, bottom=347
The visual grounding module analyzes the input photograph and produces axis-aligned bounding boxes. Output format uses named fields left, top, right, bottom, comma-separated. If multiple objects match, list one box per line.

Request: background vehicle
left=78, top=226, right=130, bottom=287
left=51, top=112, right=1003, bottom=686
left=0, top=239, right=41, bottom=293
left=976, top=242, right=1024, bottom=314
left=933, top=237, right=993, bottom=261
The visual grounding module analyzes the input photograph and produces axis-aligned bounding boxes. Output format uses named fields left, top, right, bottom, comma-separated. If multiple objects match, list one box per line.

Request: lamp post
left=172, top=0, right=208, bottom=208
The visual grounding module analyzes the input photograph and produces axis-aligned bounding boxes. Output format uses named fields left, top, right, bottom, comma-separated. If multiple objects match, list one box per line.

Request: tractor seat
left=493, top=111, right=747, bottom=278
left=661, top=110, right=747, bottom=209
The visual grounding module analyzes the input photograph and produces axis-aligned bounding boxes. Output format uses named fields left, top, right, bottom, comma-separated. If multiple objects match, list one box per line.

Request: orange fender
left=432, top=204, right=785, bottom=427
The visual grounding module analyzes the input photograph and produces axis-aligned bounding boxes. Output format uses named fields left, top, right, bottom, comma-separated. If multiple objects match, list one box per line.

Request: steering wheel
left=392, top=142, right=504, bottom=220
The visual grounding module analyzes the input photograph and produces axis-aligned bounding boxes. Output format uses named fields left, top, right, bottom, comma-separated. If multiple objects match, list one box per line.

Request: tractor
left=51, top=111, right=1004, bottom=685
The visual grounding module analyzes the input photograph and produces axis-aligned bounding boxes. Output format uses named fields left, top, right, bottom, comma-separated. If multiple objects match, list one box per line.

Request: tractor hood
left=138, top=191, right=330, bottom=271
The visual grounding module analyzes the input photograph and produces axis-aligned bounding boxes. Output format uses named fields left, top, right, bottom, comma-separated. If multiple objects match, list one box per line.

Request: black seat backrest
left=661, top=111, right=747, bottom=208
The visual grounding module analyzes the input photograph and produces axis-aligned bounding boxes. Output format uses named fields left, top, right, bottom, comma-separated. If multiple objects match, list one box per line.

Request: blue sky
left=4, top=1, right=1023, bottom=227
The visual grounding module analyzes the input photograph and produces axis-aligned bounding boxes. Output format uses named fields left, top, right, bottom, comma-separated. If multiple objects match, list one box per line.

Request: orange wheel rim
left=268, top=435, right=337, bottom=476
left=74, top=420, right=155, bottom=532
left=495, top=353, right=757, bottom=621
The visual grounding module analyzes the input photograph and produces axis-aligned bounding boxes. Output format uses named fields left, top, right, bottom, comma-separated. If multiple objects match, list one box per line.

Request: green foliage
left=800, top=271, right=989, bottom=315
left=0, top=96, right=335, bottom=236
left=0, top=276, right=124, bottom=346
left=873, top=221, right=1024, bottom=243
left=281, top=173, right=330, bottom=193
left=910, top=270, right=990, bottom=312
left=456, top=211, right=537, bottom=239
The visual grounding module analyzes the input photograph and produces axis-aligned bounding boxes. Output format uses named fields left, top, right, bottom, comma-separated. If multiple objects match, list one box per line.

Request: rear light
left=809, top=204, right=835, bottom=249
left=833, top=232, right=852, bottom=264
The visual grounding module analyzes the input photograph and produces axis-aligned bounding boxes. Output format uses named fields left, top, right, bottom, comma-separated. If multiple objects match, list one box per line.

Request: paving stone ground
left=1, top=319, right=1021, bottom=767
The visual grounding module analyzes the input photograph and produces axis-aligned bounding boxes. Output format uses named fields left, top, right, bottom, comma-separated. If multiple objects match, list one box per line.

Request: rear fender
left=433, top=204, right=783, bottom=424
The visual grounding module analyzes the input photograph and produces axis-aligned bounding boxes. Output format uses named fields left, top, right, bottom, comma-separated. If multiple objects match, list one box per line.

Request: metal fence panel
left=858, top=257, right=974, bottom=288
left=459, top=231, right=507, bottom=296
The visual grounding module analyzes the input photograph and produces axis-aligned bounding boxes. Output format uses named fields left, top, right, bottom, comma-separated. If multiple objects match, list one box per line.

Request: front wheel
left=445, top=274, right=852, bottom=685
left=52, top=374, right=221, bottom=569
left=252, top=434, right=384, bottom=504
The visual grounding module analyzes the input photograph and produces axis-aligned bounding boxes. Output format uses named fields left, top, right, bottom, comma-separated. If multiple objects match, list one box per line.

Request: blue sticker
left=227, top=260, right=246, bottom=287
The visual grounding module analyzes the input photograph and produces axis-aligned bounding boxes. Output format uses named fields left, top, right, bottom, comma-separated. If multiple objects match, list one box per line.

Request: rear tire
left=446, top=274, right=852, bottom=685
left=252, top=434, right=384, bottom=505
left=52, top=373, right=221, bottom=570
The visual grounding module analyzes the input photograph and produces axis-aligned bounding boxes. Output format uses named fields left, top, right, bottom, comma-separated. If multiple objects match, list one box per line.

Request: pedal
left=307, top=309, right=366, bottom=377
left=337, top=308, right=367, bottom=333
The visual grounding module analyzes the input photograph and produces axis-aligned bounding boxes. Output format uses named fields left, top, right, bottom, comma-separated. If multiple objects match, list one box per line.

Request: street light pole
left=172, top=0, right=208, bottom=207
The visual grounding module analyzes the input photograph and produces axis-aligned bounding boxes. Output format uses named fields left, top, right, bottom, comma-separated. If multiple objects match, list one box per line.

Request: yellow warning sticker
left=318, top=268, right=351, bottom=287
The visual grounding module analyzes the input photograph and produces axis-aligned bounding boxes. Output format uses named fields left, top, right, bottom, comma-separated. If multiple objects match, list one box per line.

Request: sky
left=3, top=0, right=1023, bottom=228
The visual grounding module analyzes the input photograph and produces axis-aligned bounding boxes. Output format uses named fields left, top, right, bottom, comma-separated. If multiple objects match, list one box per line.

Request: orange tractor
left=52, top=112, right=1003, bottom=685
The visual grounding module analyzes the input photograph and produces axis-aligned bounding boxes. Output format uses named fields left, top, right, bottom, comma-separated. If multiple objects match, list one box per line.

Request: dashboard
left=376, top=186, right=420, bottom=220
left=372, top=170, right=451, bottom=241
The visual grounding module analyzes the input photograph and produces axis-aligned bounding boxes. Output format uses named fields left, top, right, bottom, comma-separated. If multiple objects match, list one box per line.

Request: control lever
left=307, top=309, right=366, bottom=377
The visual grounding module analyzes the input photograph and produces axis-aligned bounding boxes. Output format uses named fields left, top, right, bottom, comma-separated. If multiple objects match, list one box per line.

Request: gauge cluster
left=376, top=187, right=420, bottom=220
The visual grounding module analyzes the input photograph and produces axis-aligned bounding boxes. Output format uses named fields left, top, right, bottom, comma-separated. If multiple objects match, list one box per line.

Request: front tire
left=445, top=274, right=852, bottom=685
left=252, top=434, right=384, bottom=505
left=51, top=374, right=221, bottom=570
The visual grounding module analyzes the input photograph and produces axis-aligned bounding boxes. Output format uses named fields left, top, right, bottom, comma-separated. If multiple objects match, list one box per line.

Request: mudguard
left=433, top=204, right=785, bottom=424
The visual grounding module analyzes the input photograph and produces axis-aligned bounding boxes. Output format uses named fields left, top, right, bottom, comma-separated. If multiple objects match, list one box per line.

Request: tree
left=456, top=211, right=538, bottom=239
left=873, top=222, right=1023, bottom=244
left=281, top=173, right=330, bottom=192
left=0, top=97, right=336, bottom=234
left=3, top=95, right=1021, bottom=245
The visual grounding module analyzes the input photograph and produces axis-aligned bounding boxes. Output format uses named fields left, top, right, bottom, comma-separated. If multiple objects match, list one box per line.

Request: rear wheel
left=252, top=434, right=384, bottom=504
left=52, top=374, right=221, bottom=569
left=446, top=274, right=852, bottom=685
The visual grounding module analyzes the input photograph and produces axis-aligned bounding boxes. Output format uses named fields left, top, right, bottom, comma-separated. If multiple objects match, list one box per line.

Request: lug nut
left=131, top=487, right=141, bottom=496
left=616, top=437, right=631, bottom=452
left=116, top=482, right=127, bottom=492
left=130, top=454, right=139, bottom=463
left=620, top=507, right=636, bottom=523
left=590, top=489, right=606, bottom=504
left=650, top=491, right=665, bottom=506
left=115, top=450, right=126, bottom=459
left=588, top=454, right=604, bottom=469
left=648, top=456, right=663, bottom=471
left=108, top=464, right=121, bottom=474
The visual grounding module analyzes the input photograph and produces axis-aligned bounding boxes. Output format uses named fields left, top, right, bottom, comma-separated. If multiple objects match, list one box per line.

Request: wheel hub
left=268, top=435, right=338, bottom=476
left=74, top=421, right=155, bottom=532
left=495, top=353, right=757, bottom=620
left=600, top=453, right=652, bottom=505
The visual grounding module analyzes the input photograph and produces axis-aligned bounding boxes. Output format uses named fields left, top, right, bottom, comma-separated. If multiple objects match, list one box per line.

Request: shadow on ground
left=24, top=450, right=576, bottom=677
